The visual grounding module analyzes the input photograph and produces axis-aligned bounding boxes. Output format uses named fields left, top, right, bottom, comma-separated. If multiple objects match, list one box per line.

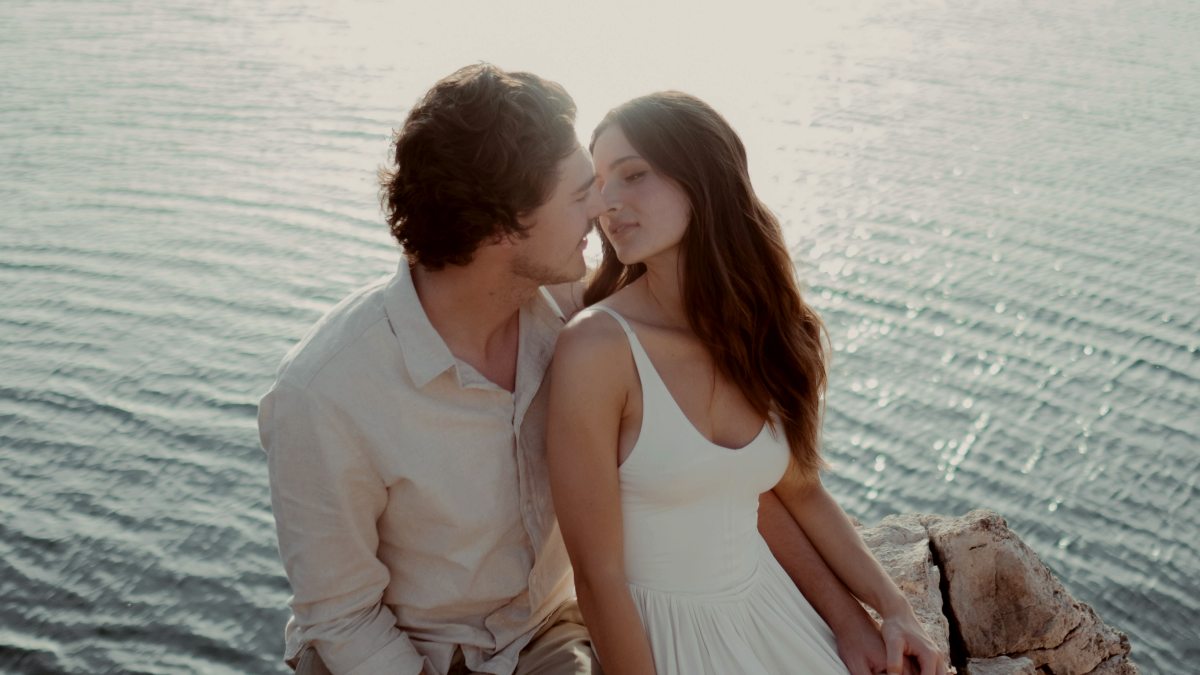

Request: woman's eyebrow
left=605, top=155, right=641, bottom=172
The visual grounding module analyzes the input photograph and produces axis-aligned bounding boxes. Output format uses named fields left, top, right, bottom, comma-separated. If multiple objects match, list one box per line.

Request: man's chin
left=570, top=253, right=596, bottom=283
left=510, top=259, right=583, bottom=287
left=545, top=267, right=586, bottom=287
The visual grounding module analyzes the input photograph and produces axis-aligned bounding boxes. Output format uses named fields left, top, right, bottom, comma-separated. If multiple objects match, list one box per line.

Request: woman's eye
left=626, top=171, right=646, bottom=183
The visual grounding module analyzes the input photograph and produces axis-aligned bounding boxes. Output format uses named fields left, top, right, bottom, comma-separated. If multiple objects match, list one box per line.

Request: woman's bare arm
left=773, top=468, right=947, bottom=675
left=759, top=492, right=893, bottom=675
left=546, top=313, right=657, bottom=675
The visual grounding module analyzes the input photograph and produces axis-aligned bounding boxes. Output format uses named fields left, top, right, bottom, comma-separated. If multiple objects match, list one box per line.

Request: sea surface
left=2, top=1, right=1196, bottom=673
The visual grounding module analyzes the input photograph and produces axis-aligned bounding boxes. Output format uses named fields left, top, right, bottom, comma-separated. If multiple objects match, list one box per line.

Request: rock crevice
left=927, top=532, right=970, bottom=674
left=859, top=510, right=1137, bottom=675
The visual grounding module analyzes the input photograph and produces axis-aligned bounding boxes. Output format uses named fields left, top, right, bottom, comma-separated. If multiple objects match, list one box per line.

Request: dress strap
left=586, top=304, right=634, bottom=338
left=581, top=305, right=671, bottom=406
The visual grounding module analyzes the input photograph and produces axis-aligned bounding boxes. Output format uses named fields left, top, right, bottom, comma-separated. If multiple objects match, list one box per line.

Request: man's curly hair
left=379, top=63, right=578, bottom=269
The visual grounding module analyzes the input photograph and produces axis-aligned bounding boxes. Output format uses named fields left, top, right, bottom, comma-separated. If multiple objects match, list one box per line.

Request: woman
left=546, top=92, right=946, bottom=675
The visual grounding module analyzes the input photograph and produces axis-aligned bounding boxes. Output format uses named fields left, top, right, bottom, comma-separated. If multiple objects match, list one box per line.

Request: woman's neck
left=637, top=248, right=689, bottom=329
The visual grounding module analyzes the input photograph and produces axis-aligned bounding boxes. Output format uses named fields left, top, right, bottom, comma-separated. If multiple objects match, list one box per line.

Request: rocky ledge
left=859, top=510, right=1137, bottom=675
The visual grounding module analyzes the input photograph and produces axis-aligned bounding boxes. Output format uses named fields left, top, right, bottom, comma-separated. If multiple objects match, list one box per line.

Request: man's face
left=510, top=145, right=605, bottom=285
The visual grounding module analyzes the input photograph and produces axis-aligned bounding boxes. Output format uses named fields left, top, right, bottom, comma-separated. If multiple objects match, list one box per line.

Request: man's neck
left=410, top=259, right=536, bottom=391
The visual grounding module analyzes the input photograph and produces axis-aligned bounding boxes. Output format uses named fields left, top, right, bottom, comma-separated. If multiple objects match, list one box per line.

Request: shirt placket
left=514, top=401, right=544, bottom=581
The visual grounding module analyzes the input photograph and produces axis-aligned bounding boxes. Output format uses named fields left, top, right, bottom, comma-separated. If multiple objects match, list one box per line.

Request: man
left=259, top=63, right=901, bottom=675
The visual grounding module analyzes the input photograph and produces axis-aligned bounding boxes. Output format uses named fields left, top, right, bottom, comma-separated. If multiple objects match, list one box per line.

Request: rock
left=1085, top=653, right=1140, bottom=674
left=1016, top=603, right=1132, bottom=675
left=923, top=510, right=1078, bottom=656
left=859, top=514, right=952, bottom=659
left=965, top=655, right=1037, bottom=675
left=854, top=509, right=1138, bottom=674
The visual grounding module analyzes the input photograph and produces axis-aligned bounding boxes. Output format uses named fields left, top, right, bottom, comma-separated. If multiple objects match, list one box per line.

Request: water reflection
left=3, top=0, right=1197, bottom=672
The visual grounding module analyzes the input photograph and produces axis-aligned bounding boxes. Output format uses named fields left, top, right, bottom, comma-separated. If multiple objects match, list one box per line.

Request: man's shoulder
left=272, top=274, right=395, bottom=391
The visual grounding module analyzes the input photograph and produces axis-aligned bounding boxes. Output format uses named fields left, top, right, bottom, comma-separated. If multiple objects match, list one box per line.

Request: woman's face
left=592, top=124, right=692, bottom=266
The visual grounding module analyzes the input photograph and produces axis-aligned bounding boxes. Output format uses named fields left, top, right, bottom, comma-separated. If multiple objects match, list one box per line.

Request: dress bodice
left=586, top=306, right=791, bottom=593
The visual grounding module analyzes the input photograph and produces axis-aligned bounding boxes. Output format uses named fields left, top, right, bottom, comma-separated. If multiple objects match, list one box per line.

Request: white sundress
left=588, top=306, right=850, bottom=675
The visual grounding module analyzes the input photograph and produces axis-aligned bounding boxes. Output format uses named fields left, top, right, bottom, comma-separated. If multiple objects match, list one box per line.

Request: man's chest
left=368, top=378, right=555, bottom=540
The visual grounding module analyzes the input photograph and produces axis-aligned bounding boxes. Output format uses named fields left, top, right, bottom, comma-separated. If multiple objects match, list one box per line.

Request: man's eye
left=575, top=183, right=599, bottom=202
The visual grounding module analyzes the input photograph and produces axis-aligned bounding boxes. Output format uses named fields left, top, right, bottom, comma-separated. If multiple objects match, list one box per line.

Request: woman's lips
left=608, top=221, right=637, bottom=238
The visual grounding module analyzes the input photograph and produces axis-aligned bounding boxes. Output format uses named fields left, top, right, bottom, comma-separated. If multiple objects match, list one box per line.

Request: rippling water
left=2, top=1, right=1196, bottom=672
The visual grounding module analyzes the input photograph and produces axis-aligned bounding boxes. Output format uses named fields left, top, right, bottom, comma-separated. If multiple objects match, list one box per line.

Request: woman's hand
left=771, top=473, right=949, bottom=675
left=880, top=611, right=949, bottom=675
left=832, top=618, right=887, bottom=675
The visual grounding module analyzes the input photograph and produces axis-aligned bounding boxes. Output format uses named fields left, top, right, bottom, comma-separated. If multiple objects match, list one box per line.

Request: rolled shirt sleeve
left=260, top=382, right=428, bottom=675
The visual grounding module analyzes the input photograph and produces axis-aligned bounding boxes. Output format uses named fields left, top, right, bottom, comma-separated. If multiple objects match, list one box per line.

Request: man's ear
left=485, top=222, right=522, bottom=248
left=515, top=209, right=537, bottom=231
left=490, top=231, right=522, bottom=248
left=495, top=214, right=535, bottom=248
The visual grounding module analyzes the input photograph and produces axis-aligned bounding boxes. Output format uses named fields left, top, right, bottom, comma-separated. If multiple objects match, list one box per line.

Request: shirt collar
left=383, top=259, right=568, bottom=391
left=384, top=260, right=457, bottom=388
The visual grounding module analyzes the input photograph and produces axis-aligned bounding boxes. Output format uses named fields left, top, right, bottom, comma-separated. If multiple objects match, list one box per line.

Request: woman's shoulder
left=550, top=306, right=637, bottom=406
left=557, top=303, right=632, bottom=355
left=556, top=281, right=663, bottom=361
left=561, top=304, right=659, bottom=387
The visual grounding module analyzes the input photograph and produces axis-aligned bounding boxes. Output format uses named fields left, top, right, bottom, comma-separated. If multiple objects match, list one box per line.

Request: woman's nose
left=599, top=183, right=621, bottom=211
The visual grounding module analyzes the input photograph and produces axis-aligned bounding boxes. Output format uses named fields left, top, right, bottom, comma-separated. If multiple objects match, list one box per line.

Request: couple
left=258, top=63, right=945, bottom=675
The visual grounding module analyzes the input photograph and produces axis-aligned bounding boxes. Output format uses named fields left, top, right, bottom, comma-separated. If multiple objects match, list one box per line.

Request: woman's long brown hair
left=585, top=92, right=828, bottom=480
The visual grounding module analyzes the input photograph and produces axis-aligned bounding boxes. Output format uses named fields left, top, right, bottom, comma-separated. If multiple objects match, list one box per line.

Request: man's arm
left=759, top=491, right=899, bottom=675
left=261, top=383, right=428, bottom=675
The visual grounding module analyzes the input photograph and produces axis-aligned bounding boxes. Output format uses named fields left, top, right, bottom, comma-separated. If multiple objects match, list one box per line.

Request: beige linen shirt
left=258, top=260, right=575, bottom=675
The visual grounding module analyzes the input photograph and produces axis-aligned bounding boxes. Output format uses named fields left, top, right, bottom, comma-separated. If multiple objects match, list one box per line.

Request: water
left=2, top=1, right=1196, bottom=672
